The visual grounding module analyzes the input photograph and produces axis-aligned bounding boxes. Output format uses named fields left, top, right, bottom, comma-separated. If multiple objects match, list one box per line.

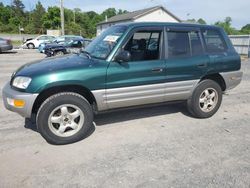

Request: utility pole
left=60, top=0, right=65, bottom=35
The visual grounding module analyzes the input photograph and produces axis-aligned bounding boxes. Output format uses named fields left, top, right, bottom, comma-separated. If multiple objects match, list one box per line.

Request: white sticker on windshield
left=103, top=35, right=120, bottom=42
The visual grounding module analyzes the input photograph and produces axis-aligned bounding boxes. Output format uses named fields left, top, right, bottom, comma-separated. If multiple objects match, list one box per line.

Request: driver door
left=106, top=27, right=166, bottom=109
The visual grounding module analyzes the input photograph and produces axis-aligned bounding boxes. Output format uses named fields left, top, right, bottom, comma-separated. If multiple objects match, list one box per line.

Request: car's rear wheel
left=27, top=43, right=35, bottom=49
left=187, top=79, right=222, bottom=118
left=37, top=92, right=93, bottom=145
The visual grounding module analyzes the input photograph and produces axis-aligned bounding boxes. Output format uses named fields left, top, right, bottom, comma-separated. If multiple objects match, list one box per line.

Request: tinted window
left=124, top=30, right=162, bottom=61
left=189, top=31, right=203, bottom=56
left=168, top=31, right=191, bottom=58
left=202, top=29, right=227, bottom=53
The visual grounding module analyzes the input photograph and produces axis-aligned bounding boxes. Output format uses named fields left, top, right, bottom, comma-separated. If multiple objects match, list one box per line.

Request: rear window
left=202, top=29, right=228, bottom=53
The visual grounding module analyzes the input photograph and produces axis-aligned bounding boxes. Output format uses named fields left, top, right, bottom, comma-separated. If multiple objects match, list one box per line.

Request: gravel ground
left=0, top=50, right=250, bottom=188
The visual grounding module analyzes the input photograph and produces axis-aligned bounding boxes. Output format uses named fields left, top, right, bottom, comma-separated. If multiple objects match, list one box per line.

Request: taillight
left=7, top=39, right=11, bottom=45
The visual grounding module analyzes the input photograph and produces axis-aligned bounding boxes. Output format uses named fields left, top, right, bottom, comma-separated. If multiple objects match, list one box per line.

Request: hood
left=15, top=54, right=94, bottom=77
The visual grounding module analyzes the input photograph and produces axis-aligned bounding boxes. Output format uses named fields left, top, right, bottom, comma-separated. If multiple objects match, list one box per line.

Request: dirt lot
left=0, top=50, right=250, bottom=188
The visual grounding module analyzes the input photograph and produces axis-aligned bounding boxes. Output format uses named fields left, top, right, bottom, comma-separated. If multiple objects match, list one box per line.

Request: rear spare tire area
left=36, top=92, right=93, bottom=145
left=187, top=79, right=222, bottom=118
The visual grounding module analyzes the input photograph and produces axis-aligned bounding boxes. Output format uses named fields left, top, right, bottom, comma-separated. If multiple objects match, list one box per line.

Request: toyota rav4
left=2, top=22, right=242, bottom=144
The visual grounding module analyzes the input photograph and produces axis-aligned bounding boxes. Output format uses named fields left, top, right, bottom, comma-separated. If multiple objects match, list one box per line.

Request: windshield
left=85, top=25, right=128, bottom=60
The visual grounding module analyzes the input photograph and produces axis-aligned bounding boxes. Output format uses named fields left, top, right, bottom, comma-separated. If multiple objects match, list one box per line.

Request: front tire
left=37, top=92, right=93, bottom=145
left=27, top=43, right=35, bottom=49
left=55, top=51, right=64, bottom=56
left=187, top=79, right=222, bottom=118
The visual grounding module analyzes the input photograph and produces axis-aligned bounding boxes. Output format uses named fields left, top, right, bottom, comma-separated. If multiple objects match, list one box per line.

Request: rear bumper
left=221, top=71, right=243, bottom=90
left=2, top=82, right=38, bottom=118
left=0, top=45, right=13, bottom=52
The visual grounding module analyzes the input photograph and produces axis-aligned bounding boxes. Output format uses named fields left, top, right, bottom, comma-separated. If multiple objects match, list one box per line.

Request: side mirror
left=115, top=50, right=131, bottom=63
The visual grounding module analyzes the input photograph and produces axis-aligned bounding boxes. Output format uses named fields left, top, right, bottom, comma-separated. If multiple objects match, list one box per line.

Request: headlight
left=12, top=76, right=32, bottom=89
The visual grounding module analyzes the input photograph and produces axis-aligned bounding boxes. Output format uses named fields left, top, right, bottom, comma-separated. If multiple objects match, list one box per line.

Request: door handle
left=151, top=68, right=164, bottom=73
left=197, top=63, right=207, bottom=68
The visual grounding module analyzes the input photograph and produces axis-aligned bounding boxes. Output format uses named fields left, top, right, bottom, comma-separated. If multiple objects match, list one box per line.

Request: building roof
left=97, top=6, right=181, bottom=25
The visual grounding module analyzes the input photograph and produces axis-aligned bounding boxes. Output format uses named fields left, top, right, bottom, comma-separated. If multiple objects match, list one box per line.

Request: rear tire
left=36, top=92, right=93, bottom=145
left=187, top=79, right=222, bottom=118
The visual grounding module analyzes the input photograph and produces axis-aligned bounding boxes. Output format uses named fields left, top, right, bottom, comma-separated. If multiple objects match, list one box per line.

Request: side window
left=124, top=30, right=162, bottom=61
left=189, top=31, right=203, bottom=56
left=71, top=41, right=82, bottom=48
left=38, top=36, right=47, bottom=40
left=202, top=29, right=227, bottom=53
left=167, top=31, right=191, bottom=58
left=48, top=36, right=55, bottom=41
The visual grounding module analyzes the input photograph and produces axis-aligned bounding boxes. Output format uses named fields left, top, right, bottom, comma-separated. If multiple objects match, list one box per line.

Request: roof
left=97, top=6, right=181, bottom=25
left=110, top=22, right=220, bottom=30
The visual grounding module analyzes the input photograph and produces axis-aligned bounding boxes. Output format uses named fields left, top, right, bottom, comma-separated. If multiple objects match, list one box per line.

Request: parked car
left=2, top=22, right=242, bottom=145
left=38, top=35, right=84, bottom=53
left=0, top=38, right=13, bottom=53
left=44, top=38, right=92, bottom=57
left=22, top=35, right=55, bottom=49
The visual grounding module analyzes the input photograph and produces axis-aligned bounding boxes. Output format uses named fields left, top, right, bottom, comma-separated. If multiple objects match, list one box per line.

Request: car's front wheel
left=37, top=92, right=93, bottom=145
left=55, top=51, right=64, bottom=56
left=187, top=79, right=222, bottom=118
left=27, top=43, right=35, bottom=49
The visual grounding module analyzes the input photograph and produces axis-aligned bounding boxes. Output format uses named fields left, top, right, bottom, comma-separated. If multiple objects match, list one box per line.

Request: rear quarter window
left=202, top=29, right=228, bottom=53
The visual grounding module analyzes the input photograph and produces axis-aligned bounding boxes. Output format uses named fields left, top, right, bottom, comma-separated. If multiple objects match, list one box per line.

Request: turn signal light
left=7, top=98, right=25, bottom=108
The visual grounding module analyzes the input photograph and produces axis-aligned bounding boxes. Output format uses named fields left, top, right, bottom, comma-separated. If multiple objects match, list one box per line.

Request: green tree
left=0, top=5, right=12, bottom=25
left=101, top=8, right=117, bottom=18
left=117, top=9, right=128, bottom=15
left=0, top=1, right=129, bottom=37
left=197, top=18, right=206, bottom=25
left=42, top=6, right=60, bottom=29
left=241, top=24, right=250, bottom=34
left=32, top=1, right=46, bottom=30
left=11, top=0, right=25, bottom=19
left=214, top=17, right=239, bottom=35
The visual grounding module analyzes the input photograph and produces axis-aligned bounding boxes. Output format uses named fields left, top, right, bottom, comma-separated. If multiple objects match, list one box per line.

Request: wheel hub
left=48, top=104, right=85, bottom=137
left=199, top=88, right=218, bottom=113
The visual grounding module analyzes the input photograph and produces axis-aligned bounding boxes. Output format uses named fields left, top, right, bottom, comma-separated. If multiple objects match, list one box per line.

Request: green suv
left=2, top=22, right=242, bottom=144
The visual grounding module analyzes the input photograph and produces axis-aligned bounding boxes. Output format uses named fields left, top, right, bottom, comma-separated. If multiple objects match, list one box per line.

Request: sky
left=1, top=0, right=249, bottom=29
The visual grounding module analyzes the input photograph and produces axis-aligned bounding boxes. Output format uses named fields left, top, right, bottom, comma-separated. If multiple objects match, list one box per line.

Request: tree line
left=188, top=17, right=250, bottom=35
left=0, top=0, right=249, bottom=38
left=0, top=0, right=127, bottom=38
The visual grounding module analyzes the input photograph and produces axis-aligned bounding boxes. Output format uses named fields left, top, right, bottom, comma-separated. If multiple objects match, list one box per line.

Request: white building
left=97, top=6, right=181, bottom=35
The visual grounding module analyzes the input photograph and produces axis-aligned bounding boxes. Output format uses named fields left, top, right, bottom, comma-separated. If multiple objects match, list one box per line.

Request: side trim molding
left=92, top=80, right=199, bottom=111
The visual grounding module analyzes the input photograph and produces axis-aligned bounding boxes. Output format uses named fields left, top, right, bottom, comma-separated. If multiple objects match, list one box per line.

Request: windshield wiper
left=80, top=50, right=92, bottom=59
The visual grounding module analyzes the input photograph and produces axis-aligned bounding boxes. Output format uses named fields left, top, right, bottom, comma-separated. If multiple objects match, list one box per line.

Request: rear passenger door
left=165, top=27, right=209, bottom=81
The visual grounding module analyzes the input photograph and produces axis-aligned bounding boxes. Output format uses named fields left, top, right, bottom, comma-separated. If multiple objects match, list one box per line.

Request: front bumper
left=2, top=82, right=38, bottom=118
left=221, top=71, right=243, bottom=90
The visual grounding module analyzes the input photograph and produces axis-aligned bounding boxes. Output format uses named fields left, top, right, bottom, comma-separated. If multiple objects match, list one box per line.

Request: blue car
left=38, top=35, right=84, bottom=53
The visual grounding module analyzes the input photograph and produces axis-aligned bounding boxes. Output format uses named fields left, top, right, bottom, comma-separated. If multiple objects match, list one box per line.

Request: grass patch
left=11, top=40, right=22, bottom=47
